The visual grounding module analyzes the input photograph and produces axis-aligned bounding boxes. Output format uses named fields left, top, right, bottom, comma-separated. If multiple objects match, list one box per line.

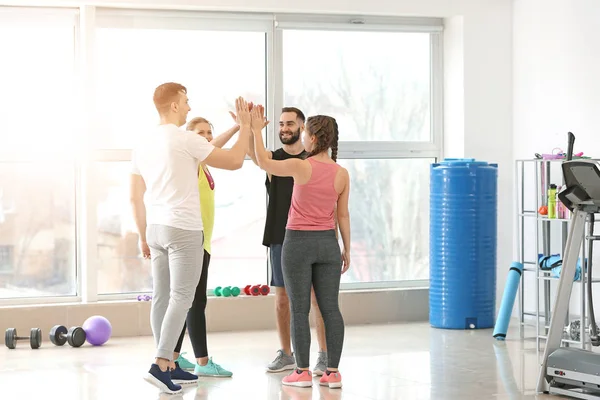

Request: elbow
left=232, top=147, right=248, bottom=170
left=232, top=152, right=245, bottom=170
left=337, top=212, right=350, bottom=221
left=233, top=158, right=244, bottom=170
left=225, top=158, right=244, bottom=171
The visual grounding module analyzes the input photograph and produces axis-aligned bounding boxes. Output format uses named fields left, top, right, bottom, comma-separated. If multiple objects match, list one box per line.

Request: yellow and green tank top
left=198, top=165, right=215, bottom=254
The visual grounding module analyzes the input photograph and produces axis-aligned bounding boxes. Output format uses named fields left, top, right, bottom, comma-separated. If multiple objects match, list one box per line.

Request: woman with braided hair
left=250, top=105, right=351, bottom=389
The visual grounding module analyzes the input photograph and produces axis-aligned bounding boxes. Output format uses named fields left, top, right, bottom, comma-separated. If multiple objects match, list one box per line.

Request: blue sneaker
left=175, top=352, right=196, bottom=371
left=144, top=364, right=182, bottom=394
left=171, top=362, right=199, bottom=385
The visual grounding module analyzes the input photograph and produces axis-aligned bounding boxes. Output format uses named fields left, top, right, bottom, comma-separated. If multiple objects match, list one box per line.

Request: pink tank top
left=286, top=158, right=341, bottom=231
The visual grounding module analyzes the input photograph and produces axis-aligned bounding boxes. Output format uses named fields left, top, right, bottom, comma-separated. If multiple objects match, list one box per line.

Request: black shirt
left=262, top=148, right=308, bottom=247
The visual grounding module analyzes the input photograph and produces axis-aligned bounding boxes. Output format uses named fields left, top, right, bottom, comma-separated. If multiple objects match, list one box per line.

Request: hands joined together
left=229, top=97, right=270, bottom=133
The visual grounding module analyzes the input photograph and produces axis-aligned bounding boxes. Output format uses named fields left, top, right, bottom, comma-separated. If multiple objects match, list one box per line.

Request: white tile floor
left=1, top=322, right=558, bottom=399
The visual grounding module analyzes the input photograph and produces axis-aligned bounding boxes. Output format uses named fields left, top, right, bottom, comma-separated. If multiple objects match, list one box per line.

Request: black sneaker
left=144, top=363, right=182, bottom=394
left=170, top=362, right=199, bottom=385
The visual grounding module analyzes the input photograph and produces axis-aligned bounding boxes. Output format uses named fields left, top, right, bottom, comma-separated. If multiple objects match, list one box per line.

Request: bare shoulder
left=336, top=165, right=350, bottom=181
left=339, top=165, right=349, bottom=177
left=334, top=165, right=349, bottom=194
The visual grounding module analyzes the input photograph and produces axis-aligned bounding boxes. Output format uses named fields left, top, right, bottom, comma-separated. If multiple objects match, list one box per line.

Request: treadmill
left=537, top=132, right=600, bottom=399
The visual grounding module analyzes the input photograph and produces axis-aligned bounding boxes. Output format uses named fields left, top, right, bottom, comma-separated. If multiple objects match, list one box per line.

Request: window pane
left=283, top=30, right=431, bottom=142
left=337, top=158, right=432, bottom=283
left=96, top=160, right=267, bottom=294
left=0, top=15, right=76, bottom=152
left=0, top=162, right=77, bottom=298
left=96, top=162, right=149, bottom=294
left=95, top=28, right=266, bottom=149
left=208, top=161, right=267, bottom=289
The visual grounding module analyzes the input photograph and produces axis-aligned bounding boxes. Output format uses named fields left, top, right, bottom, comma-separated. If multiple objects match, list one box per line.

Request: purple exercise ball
left=82, top=315, right=112, bottom=346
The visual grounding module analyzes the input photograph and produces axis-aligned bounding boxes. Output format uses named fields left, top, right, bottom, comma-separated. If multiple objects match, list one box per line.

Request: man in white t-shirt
left=129, top=82, right=251, bottom=394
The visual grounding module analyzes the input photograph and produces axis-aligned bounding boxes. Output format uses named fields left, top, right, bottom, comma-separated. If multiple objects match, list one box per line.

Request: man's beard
left=279, top=129, right=301, bottom=145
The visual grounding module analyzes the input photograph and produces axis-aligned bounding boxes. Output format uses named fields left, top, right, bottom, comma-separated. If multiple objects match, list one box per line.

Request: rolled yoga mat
left=493, top=261, right=524, bottom=340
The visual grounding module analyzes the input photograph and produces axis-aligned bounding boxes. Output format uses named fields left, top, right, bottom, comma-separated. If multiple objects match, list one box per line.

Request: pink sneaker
left=319, top=371, right=342, bottom=389
left=282, top=369, right=313, bottom=387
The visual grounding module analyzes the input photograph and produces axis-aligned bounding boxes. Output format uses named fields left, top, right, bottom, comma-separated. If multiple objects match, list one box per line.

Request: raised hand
left=251, top=104, right=270, bottom=131
left=230, top=102, right=255, bottom=125
left=229, top=111, right=237, bottom=125
left=235, top=97, right=251, bottom=126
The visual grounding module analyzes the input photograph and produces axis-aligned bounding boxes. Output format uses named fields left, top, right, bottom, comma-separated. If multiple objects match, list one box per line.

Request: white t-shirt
left=131, top=123, right=215, bottom=231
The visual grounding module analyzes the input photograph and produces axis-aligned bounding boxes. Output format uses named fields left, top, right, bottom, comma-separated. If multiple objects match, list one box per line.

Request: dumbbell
left=244, top=284, right=271, bottom=296
left=244, top=285, right=261, bottom=296
left=260, top=285, right=270, bottom=295
left=137, top=294, right=152, bottom=301
left=49, top=325, right=87, bottom=347
left=5, top=328, right=42, bottom=349
left=214, top=286, right=240, bottom=297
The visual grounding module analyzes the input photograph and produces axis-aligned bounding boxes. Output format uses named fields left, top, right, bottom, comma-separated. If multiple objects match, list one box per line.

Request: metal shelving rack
left=515, top=158, right=600, bottom=352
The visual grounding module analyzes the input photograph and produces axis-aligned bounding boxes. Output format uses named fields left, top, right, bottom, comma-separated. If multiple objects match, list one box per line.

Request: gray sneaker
left=266, top=349, right=296, bottom=373
left=312, top=351, right=327, bottom=376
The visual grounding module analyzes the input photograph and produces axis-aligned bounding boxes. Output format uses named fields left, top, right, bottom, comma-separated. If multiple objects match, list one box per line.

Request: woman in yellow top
left=171, top=114, right=241, bottom=377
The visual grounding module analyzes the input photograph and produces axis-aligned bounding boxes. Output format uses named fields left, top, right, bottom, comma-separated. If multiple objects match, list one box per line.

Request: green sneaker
left=175, top=352, right=196, bottom=371
left=194, top=357, right=233, bottom=377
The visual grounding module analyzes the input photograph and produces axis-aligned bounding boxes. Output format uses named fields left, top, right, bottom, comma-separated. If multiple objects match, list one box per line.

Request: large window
left=209, top=161, right=268, bottom=289
left=94, top=27, right=267, bottom=149
left=337, top=158, right=432, bottom=283
left=281, top=23, right=441, bottom=284
left=95, top=161, right=267, bottom=294
left=96, top=162, right=151, bottom=294
left=93, top=12, right=271, bottom=295
left=0, top=8, right=78, bottom=300
left=0, top=9, right=78, bottom=154
left=0, top=162, right=77, bottom=299
left=282, top=30, right=431, bottom=142
left=0, top=8, right=442, bottom=303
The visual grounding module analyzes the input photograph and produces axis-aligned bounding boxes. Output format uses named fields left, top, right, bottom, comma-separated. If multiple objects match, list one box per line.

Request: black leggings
left=282, top=229, right=345, bottom=369
left=175, top=249, right=210, bottom=358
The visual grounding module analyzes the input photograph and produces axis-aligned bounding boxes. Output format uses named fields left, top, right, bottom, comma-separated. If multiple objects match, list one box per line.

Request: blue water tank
left=429, top=158, right=498, bottom=329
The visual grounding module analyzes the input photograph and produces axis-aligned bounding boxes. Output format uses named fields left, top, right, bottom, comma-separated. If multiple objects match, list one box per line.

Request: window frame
left=0, top=6, right=81, bottom=306
left=90, top=8, right=275, bottom=302
left=273, top=15, right=443, bottom=290
left=0, top=6, right=443, bottom=305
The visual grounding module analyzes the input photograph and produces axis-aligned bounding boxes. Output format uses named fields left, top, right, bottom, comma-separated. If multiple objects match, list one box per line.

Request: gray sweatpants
left=147, top=224, right=204, bottom=361
left=282, top=229, right=345, bottom=369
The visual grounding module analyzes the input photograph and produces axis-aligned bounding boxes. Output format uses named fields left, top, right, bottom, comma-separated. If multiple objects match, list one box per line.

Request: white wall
left=514, top=0, right=600, bottom=160
left=458, top=1, right=513, bottom=314
left=514, top=0, right=600, bottom=322
left=443, top=16, right=465, bottom=158
left=107, top=0, right=514, bottom=314
left=8, top=0, right=515, bottom=315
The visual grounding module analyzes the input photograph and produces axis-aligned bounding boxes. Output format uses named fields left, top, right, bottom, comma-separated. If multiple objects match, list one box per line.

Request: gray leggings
left=147, top=224, right=204, bottom=361
left=282, top=229, right=345, bottom=369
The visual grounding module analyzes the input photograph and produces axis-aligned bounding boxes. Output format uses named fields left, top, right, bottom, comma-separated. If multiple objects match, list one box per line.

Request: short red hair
left=153, top=82, right=187, bottom=116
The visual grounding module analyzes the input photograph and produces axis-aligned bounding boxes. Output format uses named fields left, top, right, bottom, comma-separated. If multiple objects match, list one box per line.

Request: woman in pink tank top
left=250, top=105, right=351, bottom=389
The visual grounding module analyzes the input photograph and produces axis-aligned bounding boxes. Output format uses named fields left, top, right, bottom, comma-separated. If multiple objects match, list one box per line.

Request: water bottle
left=548, top=184, right=557, bottom=219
